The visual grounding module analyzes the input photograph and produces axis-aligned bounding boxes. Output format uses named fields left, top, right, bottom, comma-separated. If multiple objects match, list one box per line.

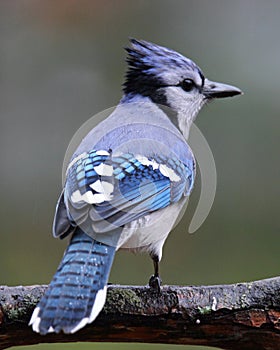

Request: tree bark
left=1, top=277, right=280, bottom=350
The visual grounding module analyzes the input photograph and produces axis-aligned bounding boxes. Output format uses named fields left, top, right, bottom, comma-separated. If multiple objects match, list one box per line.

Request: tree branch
left=1, top=277, right=280, bottom=350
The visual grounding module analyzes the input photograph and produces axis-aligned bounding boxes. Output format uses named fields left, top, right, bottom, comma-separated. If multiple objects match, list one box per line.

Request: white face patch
left=159, top=164, right=180, bottom=182
left=94, top=163, right=113, bottom=176
left=164, top=86, right=206, bottom=139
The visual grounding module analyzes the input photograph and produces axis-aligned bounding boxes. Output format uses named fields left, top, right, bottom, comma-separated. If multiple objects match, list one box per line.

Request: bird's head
left=123, top=39, right=242, bottom=137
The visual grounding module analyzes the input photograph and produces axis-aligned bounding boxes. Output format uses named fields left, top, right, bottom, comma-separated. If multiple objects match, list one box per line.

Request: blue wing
left=54, top=149, right=195, bottom=238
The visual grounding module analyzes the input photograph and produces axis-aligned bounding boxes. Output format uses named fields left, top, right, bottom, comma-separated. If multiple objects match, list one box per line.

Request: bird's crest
left=123, top=38, right=202, bottom=94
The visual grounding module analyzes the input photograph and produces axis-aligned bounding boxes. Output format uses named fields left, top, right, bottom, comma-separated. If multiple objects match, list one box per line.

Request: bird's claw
left=149, top=274, right=162, bottom=294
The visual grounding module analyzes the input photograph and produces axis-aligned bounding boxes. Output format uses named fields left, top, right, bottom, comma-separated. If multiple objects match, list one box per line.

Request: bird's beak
left=203, top=78, right=243, bottom=99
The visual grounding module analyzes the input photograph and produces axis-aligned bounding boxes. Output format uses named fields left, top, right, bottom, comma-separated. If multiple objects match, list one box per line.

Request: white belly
left=116, top=198, right=188, bottom=258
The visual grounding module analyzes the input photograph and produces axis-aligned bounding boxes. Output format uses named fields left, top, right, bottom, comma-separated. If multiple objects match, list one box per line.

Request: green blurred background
left=1, top=1, right=280, bottom=349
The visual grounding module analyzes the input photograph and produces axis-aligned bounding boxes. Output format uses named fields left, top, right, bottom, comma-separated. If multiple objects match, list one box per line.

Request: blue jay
left=30, top=39, right=242, bottom=334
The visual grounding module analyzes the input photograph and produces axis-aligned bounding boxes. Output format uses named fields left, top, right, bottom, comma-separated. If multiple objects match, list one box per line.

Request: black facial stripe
left=123, top=70, right=164, bottom=95
left=198, top=70, right=205, bottom=88
left=123, top=69, right=205, bottom=109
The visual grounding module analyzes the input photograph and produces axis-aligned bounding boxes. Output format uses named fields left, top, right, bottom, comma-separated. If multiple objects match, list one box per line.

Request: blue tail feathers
left=29, top=229, right=116, bottom=334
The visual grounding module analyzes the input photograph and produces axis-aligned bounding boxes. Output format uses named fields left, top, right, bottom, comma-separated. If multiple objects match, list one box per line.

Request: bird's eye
left=180, top=79, right=195, bottom=92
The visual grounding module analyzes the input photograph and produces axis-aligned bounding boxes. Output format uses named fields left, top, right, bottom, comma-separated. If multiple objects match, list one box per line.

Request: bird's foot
left=149, top=274, right=162, bottom=294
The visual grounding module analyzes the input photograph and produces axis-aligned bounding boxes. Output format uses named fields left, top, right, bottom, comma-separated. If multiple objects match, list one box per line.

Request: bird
left=29, top=38, right=242, bottom=335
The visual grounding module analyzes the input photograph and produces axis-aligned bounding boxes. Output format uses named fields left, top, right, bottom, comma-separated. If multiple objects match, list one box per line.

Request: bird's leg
left=149, top=254, right=162, bottom=294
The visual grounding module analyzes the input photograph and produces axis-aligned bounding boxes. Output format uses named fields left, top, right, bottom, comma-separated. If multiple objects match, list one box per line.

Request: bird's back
left=58, top=95, right=196, bottom=248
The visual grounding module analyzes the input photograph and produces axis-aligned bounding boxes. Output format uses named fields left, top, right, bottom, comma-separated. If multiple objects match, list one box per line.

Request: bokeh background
left=1, top=1, right=280, bottom=349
